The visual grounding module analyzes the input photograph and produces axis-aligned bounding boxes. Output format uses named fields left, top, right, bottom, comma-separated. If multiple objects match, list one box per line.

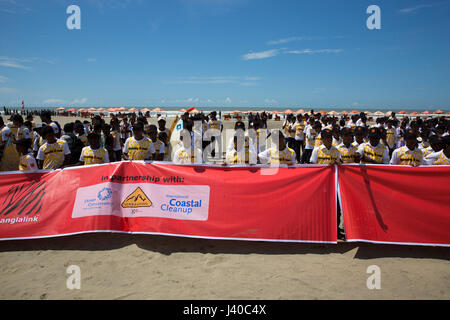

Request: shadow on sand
left=0, top=233, right=449, bottom=260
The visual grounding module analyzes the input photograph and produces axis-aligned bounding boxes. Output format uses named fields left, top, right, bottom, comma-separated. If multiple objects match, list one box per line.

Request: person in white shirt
left=40, top=111, right=60, bottom=137
left=424, top=135, right=450, bottom=165
left=356, top=127, right=390, bottom=164
left=258, top=130, right=296, bottom=165
left=225, top=134, right=257, bottom=165
left=390, top=129, right=424, bottom=166
left=301, top=120, right=321, bottom=163
left=173, top=129, right=203, bottom=164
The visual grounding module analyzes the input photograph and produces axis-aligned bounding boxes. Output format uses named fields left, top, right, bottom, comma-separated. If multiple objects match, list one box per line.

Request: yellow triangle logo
left=121, top=187, right=152, bottom=208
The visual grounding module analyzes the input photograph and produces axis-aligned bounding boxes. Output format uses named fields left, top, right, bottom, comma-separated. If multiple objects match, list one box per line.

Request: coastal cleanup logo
left=0, top=181, right=47, bottom=225
left=72, top=182, right=210, bottom=220
left=121, top=187, right=152, bottom=208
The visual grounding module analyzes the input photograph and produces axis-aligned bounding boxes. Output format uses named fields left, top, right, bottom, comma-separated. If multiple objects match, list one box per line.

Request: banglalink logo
left=0, top=181, right=46, bottom=217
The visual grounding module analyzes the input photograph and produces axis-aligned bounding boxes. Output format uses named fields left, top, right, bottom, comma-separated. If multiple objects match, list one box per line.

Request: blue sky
left=0, top=0, right=450, bottom=110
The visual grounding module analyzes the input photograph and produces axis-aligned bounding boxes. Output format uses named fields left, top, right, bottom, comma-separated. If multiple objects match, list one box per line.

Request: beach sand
left=0, top=115, right=449, bottom=300
left=0, top=234, right=449, bottom=300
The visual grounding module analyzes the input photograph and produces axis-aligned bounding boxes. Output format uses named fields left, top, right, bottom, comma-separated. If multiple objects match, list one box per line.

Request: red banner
left=338, top=165, right=450, bottom=247
left=0, top=163, right=337, bottom=243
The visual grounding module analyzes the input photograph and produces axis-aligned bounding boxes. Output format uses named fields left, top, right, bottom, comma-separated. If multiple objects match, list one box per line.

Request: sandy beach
left=0, top=114, right=449, bottom=300
left=0, top=234, right=449, bottom=300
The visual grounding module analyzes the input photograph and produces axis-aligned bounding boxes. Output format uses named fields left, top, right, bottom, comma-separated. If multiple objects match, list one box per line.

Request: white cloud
left=242, top=48, right=342, bottom=61
left=165, top=76, right=261, bottom=86
left=264, top=98, right=278, bottom=104
left=43, top=97, right=88, bottom=105
left=0, top=75, right=8, bottom=83
left=0, top=56, right=54, bottom=70
left=399, top=2, right=449, bottom=14
left=244, top=76, right=261, bottom=81
left=70, top=98, right=88, bottom=105
left=241, top=49, right=280, bottom=60
left=287, top=49, right=343, bottom=55
left=267, top=36, right=315, bottom=45
left=0, top=57, right=29, bottom=70
left=0, top=87, right=17, bottom=93
left=43, top=99, right=66, bottom=104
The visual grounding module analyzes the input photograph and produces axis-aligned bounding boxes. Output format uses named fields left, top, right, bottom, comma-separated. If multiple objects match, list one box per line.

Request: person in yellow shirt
left=75, top=123, right=88, bottom=146
left=332, top=125, right=342, bottom=147
left=337, top=128, right=361, bottom=163
left=148, top=125, right=165, bottom=161
left=301, top=120, right=320, bottom=163
left=425, top=135, right=450, bottom=165
left=78, top=133, right=109, bottom=165
left=14, top=138, right=38, bottom=171
left=258, top=130, right=296, bottom=165
left=36, top=126, right=71, bottom=170
left=421, top=135, right=444, bottom=157
left=352, top=126, right=367, bottom=148
left=385, top=119, right=398, bottom=155
left=173, top=129, right=203, bottom=164
left=207, top=111, right=223, bottom=158
left=293, top=114, right=305, bottom=163
left=390, top=129, right=424, bottom=166
left=356, top=127, right=390, bottom=164
left=123, top=122, right=155, bottom=161
left=225, top=134, right=257, bottom=165
left=310, top=129, right=341, bottom=165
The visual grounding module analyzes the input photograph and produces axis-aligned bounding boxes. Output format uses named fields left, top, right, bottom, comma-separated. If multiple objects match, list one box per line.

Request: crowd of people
left=0, top=110, right=449, bottom=171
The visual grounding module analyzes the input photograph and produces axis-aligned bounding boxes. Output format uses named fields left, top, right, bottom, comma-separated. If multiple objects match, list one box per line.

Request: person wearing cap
left=14, top=138, right=37, bottom=171
left=421, top=135, right=444, bottom=157
left=74, top=123, right=88, bottom=146
left=102, top=124, right=116, bottom=162
left=293, top=114, right=306, bottom=162
left=157, top=117, right=168, bottom=142
left=173, top=129, right=203, bottom=164
left=346, top=115, right=358, bottom=130
left=258, top=130, right=296, bottom=165
left=36, top=125, right=71, bottom=170
left=40, top=111, right=60, bottom=137
left=352, top=126, right=367, bottom=148
left=123, top=122, right=155, bottom=161
left=5, top=114, right=31, bottom=142
left=225, top=131, right=257, bottom=165
left=417, top=128, right=431, bottom=150
left=32, top=125, right=47, bottom=158
left=390, top=129, right=424, bottom=166
left=26, top=115, right=35, bottom=129
left=337, top=128, right=361, bottom=163
left=110, top=118, right=123, bottom=161
left=286, top=115, right=297, bottom=149
left=148, top=125, right=165, bottom=161
left=356, top=113, right=367, bottom=128
left=120, top=117, right=132, bottom=143
left=424, top=135, right=450, bottom=165
left=331, top=125, right=342, bottom=147
left=207, top=111, right=223, bottom=158
left=78, top=132, right=109, bottom=165
left=385, top=119, right=398, bottom=155
left=301, top=119, right=319, bottom=164
left=313, top=121, right=324, bottom=148
left=226, top=121, right=245, bottom=152
left=356, top=127, right=390, bottom=164
left=310, top=129, right=341, bottom=165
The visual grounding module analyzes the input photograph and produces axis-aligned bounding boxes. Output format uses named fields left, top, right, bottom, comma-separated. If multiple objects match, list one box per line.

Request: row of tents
left=55, top=107, right=448, bottom=116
